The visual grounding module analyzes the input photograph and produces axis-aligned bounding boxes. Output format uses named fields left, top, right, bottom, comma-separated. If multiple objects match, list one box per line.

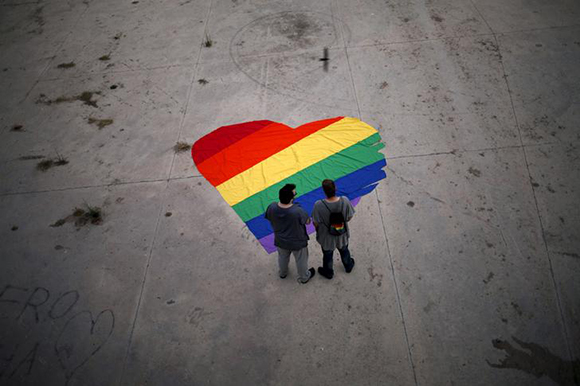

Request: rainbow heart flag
left=192, top=117, right=387, bottom=253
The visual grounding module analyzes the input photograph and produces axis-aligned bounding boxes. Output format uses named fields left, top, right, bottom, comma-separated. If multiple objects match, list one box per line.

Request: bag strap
left=321, top=197, right=344, bottom=222
left=340, top=197, right=347, bottom=231
left=320, top=199, right=331, bottom=227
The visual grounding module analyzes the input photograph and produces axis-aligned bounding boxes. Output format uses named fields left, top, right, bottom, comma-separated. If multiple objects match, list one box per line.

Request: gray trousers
left=277, top=246, right=311, bottom=283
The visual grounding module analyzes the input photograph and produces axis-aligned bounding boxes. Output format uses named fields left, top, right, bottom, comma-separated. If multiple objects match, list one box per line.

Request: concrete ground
left=0, top=0, right=579, bottom=385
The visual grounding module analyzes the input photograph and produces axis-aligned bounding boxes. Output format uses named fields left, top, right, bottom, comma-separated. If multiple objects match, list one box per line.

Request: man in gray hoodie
left=265, top=184, right=316, bottom=283
left=312, top=179, right=355, bottom=279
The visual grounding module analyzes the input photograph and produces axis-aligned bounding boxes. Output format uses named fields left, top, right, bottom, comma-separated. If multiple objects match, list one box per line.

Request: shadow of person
left=488, top=336, right=580, bottom=386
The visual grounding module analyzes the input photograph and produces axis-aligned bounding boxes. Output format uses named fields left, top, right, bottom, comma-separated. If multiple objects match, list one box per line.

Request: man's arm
left=312, top=202, right=320, bottom=229
left=343, top=197, right=355, bottom=222
left=298, top=207, right=311, bottom=225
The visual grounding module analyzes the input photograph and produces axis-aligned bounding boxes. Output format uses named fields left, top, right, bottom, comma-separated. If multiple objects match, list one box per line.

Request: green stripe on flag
left=232, top=133, right=385, bottom=222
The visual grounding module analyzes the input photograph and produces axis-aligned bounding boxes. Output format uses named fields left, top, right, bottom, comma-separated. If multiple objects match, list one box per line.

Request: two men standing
left=265, top=180, right=355, bottom=284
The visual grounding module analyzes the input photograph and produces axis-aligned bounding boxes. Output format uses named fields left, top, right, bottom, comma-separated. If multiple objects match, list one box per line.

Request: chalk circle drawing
left=229, top=11, right=354, bottom=109
left=192, top=117, right=387, bottom=253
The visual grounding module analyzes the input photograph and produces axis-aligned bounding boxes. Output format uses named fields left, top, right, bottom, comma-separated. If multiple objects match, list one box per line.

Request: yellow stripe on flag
left=216, top=117, right=377, bottom=206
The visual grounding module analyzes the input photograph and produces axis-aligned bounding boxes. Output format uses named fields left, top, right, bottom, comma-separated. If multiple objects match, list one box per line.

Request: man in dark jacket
left=265, top=184, right=315, bottom=283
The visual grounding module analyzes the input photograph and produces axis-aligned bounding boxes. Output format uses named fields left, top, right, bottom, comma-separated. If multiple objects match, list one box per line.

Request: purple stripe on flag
left=258, top=196, right=362, bottom=254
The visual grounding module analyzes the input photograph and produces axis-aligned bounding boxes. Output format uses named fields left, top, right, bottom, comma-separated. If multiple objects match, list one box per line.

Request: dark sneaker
left=299, top=267, right=316, bottom=283
left=318, top=267, right=334, bottom=279
left=280, top=274, right=287, bottom=279
left=345, top=258, right=355, bottom=273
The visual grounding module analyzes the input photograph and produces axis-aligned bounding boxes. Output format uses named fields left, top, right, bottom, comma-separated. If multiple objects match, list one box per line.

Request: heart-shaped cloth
left=192, top=117, right=387, bottom=253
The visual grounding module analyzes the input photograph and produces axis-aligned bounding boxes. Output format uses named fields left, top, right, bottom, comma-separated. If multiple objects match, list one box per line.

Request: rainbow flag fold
left=192, top=117, right=387, bottom=253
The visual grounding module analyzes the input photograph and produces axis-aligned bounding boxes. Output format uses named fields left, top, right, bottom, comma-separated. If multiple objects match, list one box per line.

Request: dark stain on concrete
left=99, top=55, right=111, bottom=61
left=510, top=302, right=523, bottom=317
left=37, top=159, right=55, bottom=171
left=488, top=337, right=580, bottom=385
left=423, top=300, right=435, bottom=313
left=554, top=251, right=580, bottom=259
left=10, top=124, right=24, bottom=132
left=36, top=154, right=68, bottom=171
left=19, top=155, right=45, bottom=160
left=271, top=13, right=322, bottom=48
left=431, top=15, right=444, bottom=23
left=367, top=266, right=383, bottom=287
left=187, top=307, right=212, bottom=326
left=483, top=271, right=495, bottom=284
left=88, top=117, right=113, bottom=129
left=407, top=201, right=415, bottom=207
left=57, top=62, right=76, bottom=69
left=29, top=6, right=45, bottom=35
left=468, top=166, right=482, bottom=177
left=50, top=218, right=66, bottom=227
left=37, top=91, right=101, bottom=108
left=50, top=205, right=104, bottom=228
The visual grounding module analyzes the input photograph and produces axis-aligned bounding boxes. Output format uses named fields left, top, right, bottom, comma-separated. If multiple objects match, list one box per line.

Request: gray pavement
left=0, top=0, right=579, bottom=385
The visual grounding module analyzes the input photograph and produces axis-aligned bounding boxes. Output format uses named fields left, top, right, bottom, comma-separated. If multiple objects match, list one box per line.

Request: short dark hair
left=279, top=183, right=296, bottom=204
left=322, top=179, right=336, bottom=198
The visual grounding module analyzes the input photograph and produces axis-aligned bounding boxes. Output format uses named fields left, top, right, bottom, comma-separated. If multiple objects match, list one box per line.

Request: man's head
left=322, top=179, right=336, bottom=198
left=279, top=183, right=296, bottom=204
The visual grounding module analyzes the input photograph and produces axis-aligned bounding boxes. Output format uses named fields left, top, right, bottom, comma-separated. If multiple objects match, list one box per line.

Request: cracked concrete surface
left=1, top=0, right=579, bottom=385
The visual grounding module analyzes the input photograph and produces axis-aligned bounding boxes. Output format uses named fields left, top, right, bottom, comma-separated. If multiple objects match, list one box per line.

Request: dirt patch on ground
left=430, top=15, right=444, bottom=23
left=488, top=337, right=580, bottom=385
left=272, top=12, right=322, bottom=47
left=468, top=166, right=482, bottom=177
left=88, top=118, right=114, bottom=129
left=29, top=6, right=45, bottom=35
left=37, top=91, right=102, bottom=108
left=50, top=205, right=103, bottom=228
left=36, top=154, right=69, bottom=172
left=57, top=62, right=76, bottom=69
left=367, top=266, right=383, bottom=287
left=19, top=155, right=45, bottom=160
left=173, top=141, right=191, bottom=153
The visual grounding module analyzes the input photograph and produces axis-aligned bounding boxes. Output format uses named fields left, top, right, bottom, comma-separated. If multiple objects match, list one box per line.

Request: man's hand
left=306, top=217, right=312, bottom=225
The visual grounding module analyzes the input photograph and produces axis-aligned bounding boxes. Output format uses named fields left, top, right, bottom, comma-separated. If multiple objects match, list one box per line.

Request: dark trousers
left=322, top=245, right=354, bottom=275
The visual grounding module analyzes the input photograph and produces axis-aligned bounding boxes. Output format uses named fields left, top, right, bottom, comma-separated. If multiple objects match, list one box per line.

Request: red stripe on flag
left=192, top=120, right=272, bottom=165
